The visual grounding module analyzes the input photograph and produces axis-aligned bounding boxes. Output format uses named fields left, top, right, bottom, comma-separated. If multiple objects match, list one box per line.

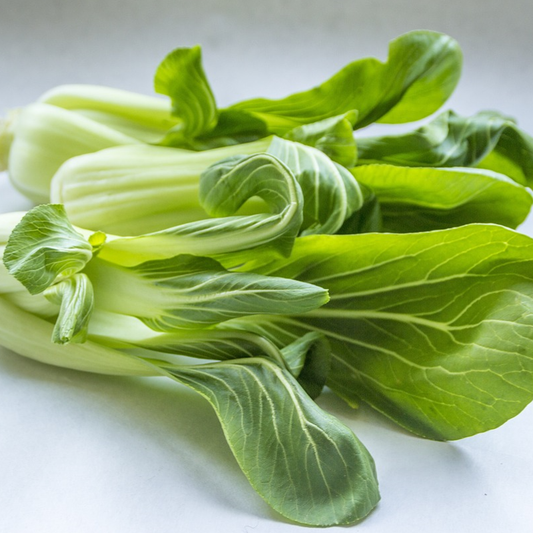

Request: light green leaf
left=3, top=205, right=99, bottom=294
left=284, top=111, right=358, bottom=167
left=350, top=164, right=533, bottom=232
left=227, top=225, right=533, bottom=440
left=267, top=137, right=364, bottom=235
left=99, top=153, right=303, bottom=264
left=228, top=30, right=461, bottom=134
left=356, top=110, right=533, bottom=186
left=85, top=253, right=328, bottom=332
left=44, top=273, right=94, bottom=345
left=154, top=46, right=217, bottom=139
left=165, top=357, right=379, bottom=526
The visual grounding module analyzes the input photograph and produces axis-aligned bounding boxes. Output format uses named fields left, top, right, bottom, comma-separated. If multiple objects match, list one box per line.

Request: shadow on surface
left=0, top=348, right=271, bottom=519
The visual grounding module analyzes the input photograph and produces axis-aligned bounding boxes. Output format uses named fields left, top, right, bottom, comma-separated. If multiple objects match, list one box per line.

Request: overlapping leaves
left=4, top=28, right=533, bottom=529
left=225, top=225, right=533, bottom=440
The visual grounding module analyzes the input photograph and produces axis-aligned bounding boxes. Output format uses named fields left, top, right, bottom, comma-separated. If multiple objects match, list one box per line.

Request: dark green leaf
left=165, top=357, right=379, bottom=526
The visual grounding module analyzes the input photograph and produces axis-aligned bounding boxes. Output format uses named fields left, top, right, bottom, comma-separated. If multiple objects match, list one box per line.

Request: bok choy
left=1, top=29, right=533, bottom=528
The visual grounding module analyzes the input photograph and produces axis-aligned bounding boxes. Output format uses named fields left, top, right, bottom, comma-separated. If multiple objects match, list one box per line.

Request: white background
left=0, top=1, right=532, bottom=531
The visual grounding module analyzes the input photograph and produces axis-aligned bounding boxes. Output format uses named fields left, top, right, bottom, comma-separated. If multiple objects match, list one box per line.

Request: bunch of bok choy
left=1, top=30, right=533, bottom=527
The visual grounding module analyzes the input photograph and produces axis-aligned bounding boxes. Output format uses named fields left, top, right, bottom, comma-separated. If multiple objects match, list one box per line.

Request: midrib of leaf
left=220, top=359, right=344, bottom=520
left=289, top=319, right=529, bottom=427
left=249, top=232, right=513, bottom=284
left=253, top=313, right=533, bottom=382
left=300, top=308, right=457, bottom=332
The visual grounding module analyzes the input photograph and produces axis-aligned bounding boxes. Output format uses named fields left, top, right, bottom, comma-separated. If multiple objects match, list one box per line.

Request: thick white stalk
left=0, top=297, right=155, bottom=376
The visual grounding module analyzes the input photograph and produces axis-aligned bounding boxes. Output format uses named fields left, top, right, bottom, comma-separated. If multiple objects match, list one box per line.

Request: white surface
left=1, top=1, right=533, bottom=531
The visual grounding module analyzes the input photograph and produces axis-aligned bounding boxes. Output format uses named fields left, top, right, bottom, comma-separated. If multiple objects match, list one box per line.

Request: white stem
left=0, top=109, right=19, bottom=172
left=0, top=296, right=155, bottom=376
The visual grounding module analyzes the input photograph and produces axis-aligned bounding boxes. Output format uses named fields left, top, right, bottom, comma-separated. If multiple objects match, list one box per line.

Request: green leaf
left=3, top=204, right=98, bottom=295
left=154, top=46, right=217, bottom=139
left=44, top=273, right=94, bottom=344
left=284, top=111, right=358, bottom=167
left=85, top=254, right=328, bottom=332
left=266, top=137, right=364, bottom=235
left=279, top=332, right=330, bottom=399
left=349, top=164, right=533, bottom=232
left=198, top=152, right=303, bottom=255
left=337, top=184, right=382, bottom=234
left=228, top=30, right=462, bottom=134
left=356, top=110, right=533, bottom=186
left=228, top=226, right=533, bottom=440
left=164, top=357, right=379, bottom=526
left=176, top=109, right=269, bottom=150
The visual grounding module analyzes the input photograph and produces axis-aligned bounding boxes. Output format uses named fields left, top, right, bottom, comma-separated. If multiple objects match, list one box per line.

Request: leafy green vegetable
left=165, top=357, right=379, bottom=526
left=356, top=109, right=533, bottom=186
left=225, top=225, right=533, bottom=440
left=284, top=110, right=358, bottom=167
left=3, top=29, right=533, bottom=529
left=154, top=46, right=217, bottom=140
left=350, top=164, right=532, bottom=232
left=85, top=253, right=328, bottom=331
left=228, top=31, right=462, bottom=134
left=44, top=273, right=94, bottom=344
left=3, top=204, right=100, bottom=294
left=4, top=204, right=328, bottom=338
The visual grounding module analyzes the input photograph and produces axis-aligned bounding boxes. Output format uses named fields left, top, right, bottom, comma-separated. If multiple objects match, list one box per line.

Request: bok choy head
left=3, top=154, right=328, bottom=345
